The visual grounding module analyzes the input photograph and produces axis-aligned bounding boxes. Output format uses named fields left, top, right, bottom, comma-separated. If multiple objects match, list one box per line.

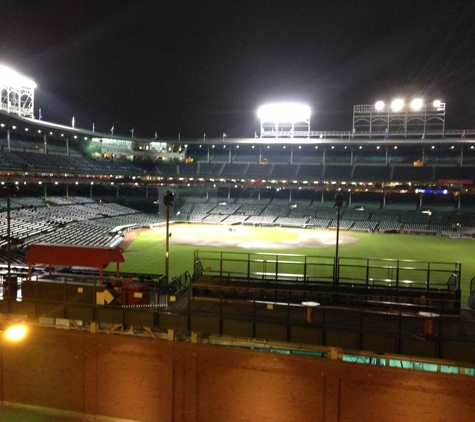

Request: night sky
left=1, top=0, right=475, bottom=138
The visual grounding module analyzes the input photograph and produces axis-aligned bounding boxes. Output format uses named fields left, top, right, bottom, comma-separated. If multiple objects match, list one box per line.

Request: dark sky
left=1, top=0, right=475, bottom=138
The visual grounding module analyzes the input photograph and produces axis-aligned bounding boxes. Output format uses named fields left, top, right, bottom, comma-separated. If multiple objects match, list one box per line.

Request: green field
left=108, top=226, right=475, bottom=304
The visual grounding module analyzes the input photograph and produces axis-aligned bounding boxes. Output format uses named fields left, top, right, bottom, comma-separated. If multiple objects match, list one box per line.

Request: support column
left=66, top=136, right=69, bottom=155
left=65, top=184, right=69, bottom=198
left=116, top=185, right=119, bottom=199
left=7, top=128, right=11, bottom=151
left=90, top=183, right=93, bottom=199
left=44, top=183, right=47, bottom=200
left=44, top=134, right=47, bottom=154
left=145, top=185, right=149, bottom=198
left=229, top=148, right=231, bottom=164
left=290, top=146, right=293, bottom=165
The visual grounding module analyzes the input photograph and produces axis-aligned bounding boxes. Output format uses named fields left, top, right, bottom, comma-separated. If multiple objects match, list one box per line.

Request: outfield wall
left=1, top=326, right=475, bottom=422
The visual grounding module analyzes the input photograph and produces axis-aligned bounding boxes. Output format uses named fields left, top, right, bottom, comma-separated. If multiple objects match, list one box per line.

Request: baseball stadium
left=2, top=65, right=475, bottom=421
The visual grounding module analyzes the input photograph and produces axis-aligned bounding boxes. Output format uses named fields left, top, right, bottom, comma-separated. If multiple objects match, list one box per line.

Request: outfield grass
left=108, top=227, right=474, bottom=304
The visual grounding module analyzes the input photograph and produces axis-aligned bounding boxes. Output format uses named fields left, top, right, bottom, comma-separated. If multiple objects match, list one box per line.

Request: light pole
left=3, top=183, right=18, bottom=296
left=334, top=191, right=343, bottom=286
left=163, top=190, right=174, bottom=282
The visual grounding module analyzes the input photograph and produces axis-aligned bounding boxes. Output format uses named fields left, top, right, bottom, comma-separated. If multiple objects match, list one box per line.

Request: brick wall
left=1, top=326, right=474, bottom=422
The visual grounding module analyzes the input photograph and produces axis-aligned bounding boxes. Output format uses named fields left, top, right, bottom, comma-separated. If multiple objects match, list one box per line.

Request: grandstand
left=2, top=107, right=475, bottom=271
left=1, top=89, right=475, bottom=375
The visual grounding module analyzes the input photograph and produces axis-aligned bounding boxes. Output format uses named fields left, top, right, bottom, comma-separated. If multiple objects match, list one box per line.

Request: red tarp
left=24, top=243, right=125, bottom=268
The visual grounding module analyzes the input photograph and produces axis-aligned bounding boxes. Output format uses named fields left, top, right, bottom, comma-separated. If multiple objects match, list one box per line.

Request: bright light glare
left=411, top=98, right=423, bottom=110
left=4, top=324, right=27, bottom=342
left=0, top=65, right=37, bottom=88
left=433, top=100, right=441, bottom=108
left=391, top=99, right=404, bottom=111
left=375, top=101, right=385, bottom=111
left=302, top=301, right=320, bottom=307
left=257, top=103, right=310, bottom=123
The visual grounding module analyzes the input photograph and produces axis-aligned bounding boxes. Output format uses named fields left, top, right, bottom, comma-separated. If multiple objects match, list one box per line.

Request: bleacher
left=245, top=164, right=273, bottom=179
left=2, top=127, right=475, bottom=243
left=199, top=163, right=224, bottom=177
left=323, top=165, right=353, bottom=180
left=220, top=163, right=248, bottom=178
left=392, top=165, right=434, bottom=182
left=352, top=165, right=392, bottom=182
left=270, top=164, right=298, bottom=179
left=178, top=163, right=198, bottom=177
left=243, top=215, right=277, bottom=226
left=275, top=216, right=308, bottom=227
left=306, top=218, right=330, bottom=228
left=291, top=146, right=323, bottom=164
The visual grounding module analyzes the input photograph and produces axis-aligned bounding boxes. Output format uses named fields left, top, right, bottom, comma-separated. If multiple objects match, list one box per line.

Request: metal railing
left=193, top=250, right=461, bottom=292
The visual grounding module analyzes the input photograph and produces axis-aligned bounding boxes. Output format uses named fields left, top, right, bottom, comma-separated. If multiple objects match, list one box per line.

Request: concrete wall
left=1, top=326, right=475, bottom=422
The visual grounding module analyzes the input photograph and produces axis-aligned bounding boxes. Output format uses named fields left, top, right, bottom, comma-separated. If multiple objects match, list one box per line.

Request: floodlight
left=375, top=101, right=385, bottom=111
left=433, top=100, right=441, bottom=108
left=411, top=98, right=423, bottom=110
left=257, top=103, right=310, bottom=123
left=0, top=65, right=36, bottom=88
left=391, top=99, right=404, bottom=111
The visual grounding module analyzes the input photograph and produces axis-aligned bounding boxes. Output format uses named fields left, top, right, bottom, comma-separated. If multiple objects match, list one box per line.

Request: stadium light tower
left=353, top=98, right=446, bottom=138
left=257, top=103, right=310, bottom=138
left=0, top=64, right=37, bottom=118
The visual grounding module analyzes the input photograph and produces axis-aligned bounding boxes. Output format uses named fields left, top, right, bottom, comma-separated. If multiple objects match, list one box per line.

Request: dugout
left=23, top=243, right=125, bottom=283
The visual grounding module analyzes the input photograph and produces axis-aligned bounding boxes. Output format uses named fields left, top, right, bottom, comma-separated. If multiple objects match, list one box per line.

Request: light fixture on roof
left=257, top=102, right=311, bottom=138
left=391, top=99, right=404, bottom=111
left=375, top=101, right=385, bottom=111
left=0, top=65, right=36, bottom=118
left=410, top=98, right=423, bottom=110
left=257, top=103, right=310, bottom=123
left=0, top=65, right=36, bottom=88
